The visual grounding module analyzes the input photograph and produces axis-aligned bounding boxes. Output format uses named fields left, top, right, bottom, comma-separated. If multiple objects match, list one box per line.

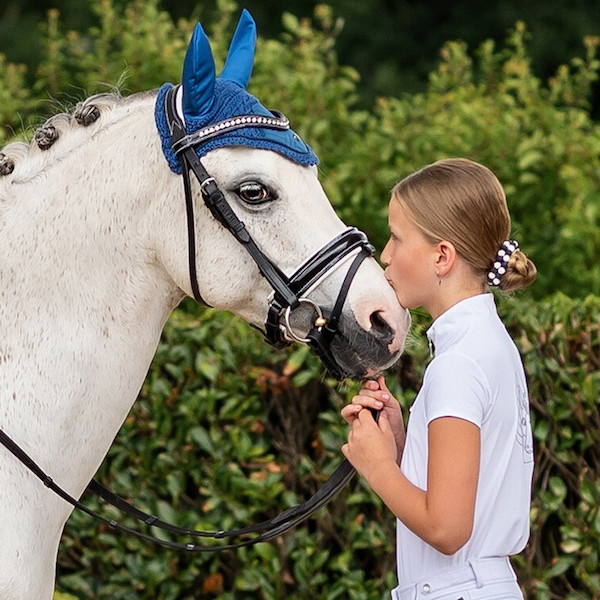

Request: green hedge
left=55, top=293, right=600, bottom=599
left=506, top=295, right=600, bottom=598
left=1, top=0, right=598, bottom=597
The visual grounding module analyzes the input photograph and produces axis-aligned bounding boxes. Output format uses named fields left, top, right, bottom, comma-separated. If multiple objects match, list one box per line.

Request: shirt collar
left=426, top=293, right=497, bottom=354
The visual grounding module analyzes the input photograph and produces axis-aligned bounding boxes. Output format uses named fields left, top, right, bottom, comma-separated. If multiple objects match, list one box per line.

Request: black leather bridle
left=163, top=85, right=375, bottom=382
left=0, top=87, right=379, bottom=552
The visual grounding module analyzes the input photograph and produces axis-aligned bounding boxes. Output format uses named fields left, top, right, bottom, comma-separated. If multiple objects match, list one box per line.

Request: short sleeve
left=421, top=352, right=491, bottom=427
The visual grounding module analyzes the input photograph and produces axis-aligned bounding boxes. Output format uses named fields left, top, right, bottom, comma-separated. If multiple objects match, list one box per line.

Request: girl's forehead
left=388, top=196, right=410, bottom=225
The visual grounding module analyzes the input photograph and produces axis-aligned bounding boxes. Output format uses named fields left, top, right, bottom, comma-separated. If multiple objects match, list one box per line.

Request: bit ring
left=283, top=298, right=327, bottom=343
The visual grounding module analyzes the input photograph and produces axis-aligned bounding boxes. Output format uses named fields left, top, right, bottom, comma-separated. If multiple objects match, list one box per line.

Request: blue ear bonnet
left=155, top=80, right=318, bottom=173
left=155, top=11, right=318, bottom=174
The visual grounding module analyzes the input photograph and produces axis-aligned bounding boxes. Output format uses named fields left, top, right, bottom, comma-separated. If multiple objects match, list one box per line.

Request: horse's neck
left=0, top=94, right=188, bottom=597
left=0, top=94, right=182, bottom=494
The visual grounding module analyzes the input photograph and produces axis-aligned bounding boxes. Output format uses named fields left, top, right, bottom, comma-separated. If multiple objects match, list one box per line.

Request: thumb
left=341, top=443, right=349, bottom=458
left=377, top=375, right=391, bottom=397
left=377, top=410, right=391, bottom=432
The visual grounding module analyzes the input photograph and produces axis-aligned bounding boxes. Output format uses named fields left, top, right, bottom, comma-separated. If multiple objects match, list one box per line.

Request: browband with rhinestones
left=171, top=111, right=290, bottom=156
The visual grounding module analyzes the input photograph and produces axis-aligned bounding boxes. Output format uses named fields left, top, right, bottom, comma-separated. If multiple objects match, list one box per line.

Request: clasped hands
left=341, top=375, right=406, bottom=484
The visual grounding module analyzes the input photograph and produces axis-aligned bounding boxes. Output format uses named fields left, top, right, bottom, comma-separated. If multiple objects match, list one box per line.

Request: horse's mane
left=0, top=90, right=156, bottom=182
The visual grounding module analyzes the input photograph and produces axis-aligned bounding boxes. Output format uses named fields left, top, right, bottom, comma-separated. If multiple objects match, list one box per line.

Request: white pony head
left=154, top=9, right=410, bottom=379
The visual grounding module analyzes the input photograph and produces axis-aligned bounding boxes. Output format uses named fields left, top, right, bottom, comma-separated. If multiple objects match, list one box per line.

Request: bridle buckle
left=199, top=177, right=216, bottom=193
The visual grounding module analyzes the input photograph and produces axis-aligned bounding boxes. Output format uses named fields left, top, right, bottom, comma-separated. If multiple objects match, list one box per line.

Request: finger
left=341, top=404, right=361, bottom=423
left=352, top=393, right=384, bottom=411
left=362, top=377, right=390, bottom=404
left=377, top=409, right=390, bottom=431
left=376, top=375, right=391, bottom=397
left=357, top=407, right=378, bottom=424
left=361, top=378, right=380, bottom=392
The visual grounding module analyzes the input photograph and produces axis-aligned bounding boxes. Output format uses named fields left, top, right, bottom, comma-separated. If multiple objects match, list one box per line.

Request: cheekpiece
left=487, top=240, right=519, bottom=287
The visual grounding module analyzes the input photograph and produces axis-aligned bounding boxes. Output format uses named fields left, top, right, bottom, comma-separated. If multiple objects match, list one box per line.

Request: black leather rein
left=0, top=425, right=359, bottom=552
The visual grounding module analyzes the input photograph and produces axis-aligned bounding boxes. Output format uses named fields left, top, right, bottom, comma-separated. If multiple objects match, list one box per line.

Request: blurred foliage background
left=1, top=0, right=599, bottom=598
left=2, top=0, right=600, bottom=112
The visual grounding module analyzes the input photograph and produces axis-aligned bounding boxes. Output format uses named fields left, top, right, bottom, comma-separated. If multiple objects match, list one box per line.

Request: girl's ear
left=434, top=240, right=456, bottom=277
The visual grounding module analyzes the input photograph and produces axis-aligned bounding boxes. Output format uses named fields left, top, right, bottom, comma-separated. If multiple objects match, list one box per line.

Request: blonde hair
left=392, top=158, right=536, bottom=292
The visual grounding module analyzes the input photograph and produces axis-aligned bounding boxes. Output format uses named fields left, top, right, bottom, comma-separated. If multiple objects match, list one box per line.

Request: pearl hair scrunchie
left=487, top=240, right=519, bottom=287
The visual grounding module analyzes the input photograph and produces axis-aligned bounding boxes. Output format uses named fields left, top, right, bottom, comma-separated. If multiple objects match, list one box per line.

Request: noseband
left=163, top=85, right=374, bottom=380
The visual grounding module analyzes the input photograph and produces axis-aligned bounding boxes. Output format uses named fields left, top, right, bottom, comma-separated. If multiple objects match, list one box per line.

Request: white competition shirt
left=396, top=294, right=534, bottom=584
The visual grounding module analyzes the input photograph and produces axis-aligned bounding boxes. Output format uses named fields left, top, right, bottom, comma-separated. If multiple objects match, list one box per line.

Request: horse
left=0, top=10, right=409, bottom=599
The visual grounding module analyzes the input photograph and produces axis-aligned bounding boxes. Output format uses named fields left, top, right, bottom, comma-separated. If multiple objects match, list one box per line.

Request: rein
left=0, top=87, right=378, bottom=553
left=0, top=424, right=367, bottom=551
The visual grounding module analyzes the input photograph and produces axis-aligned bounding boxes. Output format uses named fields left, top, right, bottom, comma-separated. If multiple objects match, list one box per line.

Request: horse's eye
left=237, top=182, right=273, bottom=205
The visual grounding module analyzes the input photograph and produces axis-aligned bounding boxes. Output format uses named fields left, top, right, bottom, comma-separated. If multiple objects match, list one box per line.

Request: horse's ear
left=220, top=9, right=256, bottom=89
left=182, top=23, right=216, bottom=119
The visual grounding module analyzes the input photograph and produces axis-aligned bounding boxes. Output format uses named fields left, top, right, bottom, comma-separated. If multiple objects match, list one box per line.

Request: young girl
left=341, top=158, right=536, bottom=599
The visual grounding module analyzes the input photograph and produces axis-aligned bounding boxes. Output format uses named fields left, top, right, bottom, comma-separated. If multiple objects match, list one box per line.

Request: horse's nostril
left=370, top=310, right=390, bottom=335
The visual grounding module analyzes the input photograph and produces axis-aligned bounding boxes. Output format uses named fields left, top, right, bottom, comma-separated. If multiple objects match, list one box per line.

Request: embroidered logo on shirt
left=516, top=382, right=534, bottom=463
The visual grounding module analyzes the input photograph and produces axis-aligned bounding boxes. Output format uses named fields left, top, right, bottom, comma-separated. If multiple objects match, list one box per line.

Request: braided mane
left=0, top=91, right=154, bottom=182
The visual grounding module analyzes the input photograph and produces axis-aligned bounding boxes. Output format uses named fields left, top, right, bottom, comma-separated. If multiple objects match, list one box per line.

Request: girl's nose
left=380, top=240, right=391, bottom=266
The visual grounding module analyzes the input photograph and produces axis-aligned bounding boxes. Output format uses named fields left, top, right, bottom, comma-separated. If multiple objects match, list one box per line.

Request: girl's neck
left=427, top=267, right=486, bottom=320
